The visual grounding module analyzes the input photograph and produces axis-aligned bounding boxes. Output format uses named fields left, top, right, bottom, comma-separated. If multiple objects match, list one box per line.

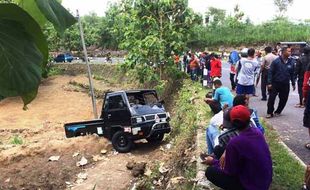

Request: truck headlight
left=136, top=117, right=143, bottom=123
left=166, top=112, right=170, bottom=118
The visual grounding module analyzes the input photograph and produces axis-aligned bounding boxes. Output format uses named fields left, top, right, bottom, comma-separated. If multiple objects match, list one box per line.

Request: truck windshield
left=127, top=92, right=158, bottom=106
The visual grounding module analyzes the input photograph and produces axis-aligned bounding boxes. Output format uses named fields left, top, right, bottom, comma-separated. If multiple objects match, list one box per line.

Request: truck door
left=105, top=94, right=131, bottom=127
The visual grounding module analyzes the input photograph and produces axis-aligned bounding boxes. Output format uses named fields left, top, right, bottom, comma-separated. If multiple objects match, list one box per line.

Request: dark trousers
left=208, top=100, right=222, bottom=114
left=230, top=73, right=236, bottom=90
left=205, top=166, right=245, bottom=190
left=261, top=70, right=268, bottom=100
left=298, top=80, right=303, bottom=105
left=213, top=145, right=225, bottom=159
left=267, top=82, right=290, bottom=114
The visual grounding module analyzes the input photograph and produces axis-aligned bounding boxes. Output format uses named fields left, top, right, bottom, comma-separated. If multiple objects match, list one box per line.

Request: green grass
left=263, top=121, right=305, bottom=190
left=10, top=135, right=23, bottom=145
left=47, top=66, right=64, bottom=76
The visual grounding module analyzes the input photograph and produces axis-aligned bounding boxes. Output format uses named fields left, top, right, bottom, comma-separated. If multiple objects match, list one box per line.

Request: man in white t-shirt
left=236, top=48, right=260, bottom=96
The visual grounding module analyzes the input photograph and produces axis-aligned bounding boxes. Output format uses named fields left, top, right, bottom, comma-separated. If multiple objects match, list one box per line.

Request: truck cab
left=64, top=90, right=171, bottom=153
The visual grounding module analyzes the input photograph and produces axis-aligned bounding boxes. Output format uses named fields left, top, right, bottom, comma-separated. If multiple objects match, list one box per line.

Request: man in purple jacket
left=204, top=105, right=272, bottom=190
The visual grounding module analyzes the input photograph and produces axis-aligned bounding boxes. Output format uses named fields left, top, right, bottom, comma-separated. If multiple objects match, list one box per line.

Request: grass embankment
left=135, top=80, right=211, bottom=189
left=147, top=79, right=305, bottom=189
left=263, top=121, right=305, bottom=190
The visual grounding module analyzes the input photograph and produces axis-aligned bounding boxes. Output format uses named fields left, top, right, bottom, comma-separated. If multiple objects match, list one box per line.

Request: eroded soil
left=0, top=75, right=171, bottom=190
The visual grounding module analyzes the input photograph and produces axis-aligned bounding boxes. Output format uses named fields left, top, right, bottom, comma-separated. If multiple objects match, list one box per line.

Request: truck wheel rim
left=118, top=136, right=127, bottom=147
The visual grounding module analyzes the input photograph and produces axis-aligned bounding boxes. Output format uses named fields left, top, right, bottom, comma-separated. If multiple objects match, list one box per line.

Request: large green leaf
left=14, top=0, right=47, bottom=27
left=22, top=88, right=38, bottom=110
left=0, top=4, right=48, bottom=69
left=36, top=0, right=77, bottom=34
left=0, top=19, right=43, bottom=97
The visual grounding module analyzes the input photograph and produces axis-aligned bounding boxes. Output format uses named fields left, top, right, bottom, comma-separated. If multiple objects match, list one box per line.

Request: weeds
left=10, top=135, right=23, bottom=145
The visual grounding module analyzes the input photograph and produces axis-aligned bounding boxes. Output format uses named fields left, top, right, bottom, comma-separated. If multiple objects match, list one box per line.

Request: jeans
left=205, top=166, right=245, bottom=190
left=267, top=82, right=290, bottom=114
left=206, top=125, right=220, bottom=154
left=191, top=68, right=198, bottom=81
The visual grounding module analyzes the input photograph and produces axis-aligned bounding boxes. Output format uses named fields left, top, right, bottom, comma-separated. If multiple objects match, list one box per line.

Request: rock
left=127, top=161, right=146, bottom=177
left=165, top=144, right=172, bottom=149
left=76, top=178, right=84, bottom=184
left=5, top=178, right=10, bottom=183
left=48, top=156, right=60, bottom=161
left=126, top=160, right=135, bottom=170
left=144, top=168, right=152, bottom=176
left=92, top=155, right=104, bottom=162
left=72, top=152, right=79, bottom=157
left=100, top=149, right=107, bottom=154
left=159, top=163, right=169, bottom=174
left=170, top=176, right=185, bottom=185
left=76, top=157, right=88, bottom=167
left=77, top=172, right=88, bottom=180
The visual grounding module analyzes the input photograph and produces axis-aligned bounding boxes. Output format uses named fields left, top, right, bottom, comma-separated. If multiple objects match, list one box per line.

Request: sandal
left=295, top=104, right=305, bottom=108
left=305, top=143, right=310, bottom=150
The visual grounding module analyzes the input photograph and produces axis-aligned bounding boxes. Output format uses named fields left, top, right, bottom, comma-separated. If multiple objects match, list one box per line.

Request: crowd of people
left=174, top=45, right=310, bottom=189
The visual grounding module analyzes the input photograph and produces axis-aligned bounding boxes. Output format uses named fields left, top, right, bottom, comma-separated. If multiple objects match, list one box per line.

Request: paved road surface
left=221, top=62, right=310, bottom=164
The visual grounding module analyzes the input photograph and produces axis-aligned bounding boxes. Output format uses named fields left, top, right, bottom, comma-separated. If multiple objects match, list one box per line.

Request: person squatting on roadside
left=266, top=47, right=296, bottom=118
left=236, top=48, right=260, bottom=97
left=204, top=94, right=264, bottom=158
left=303, top=48, right=310, bottom=150
left=260, top=46, right=278, bottom=101
left=228, top=50, right=240, bottom=91
left=295, top=46, right=310, bottom=108
left=203, top=105, right=272, bottom=190
left=204, top=79, right=233, bottom=115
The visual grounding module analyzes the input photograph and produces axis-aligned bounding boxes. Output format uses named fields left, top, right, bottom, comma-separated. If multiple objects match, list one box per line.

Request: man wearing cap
left=204, top=105, right=272, bottom=190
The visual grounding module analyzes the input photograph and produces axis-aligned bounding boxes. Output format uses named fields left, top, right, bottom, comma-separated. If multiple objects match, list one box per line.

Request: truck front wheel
left=112, top=131, right=133, bottom=153
left=146, top=133, right=164, bottom=143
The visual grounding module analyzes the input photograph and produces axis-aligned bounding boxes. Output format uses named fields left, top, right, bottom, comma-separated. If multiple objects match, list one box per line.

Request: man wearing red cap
left=204, top=105, right=272, bottom=190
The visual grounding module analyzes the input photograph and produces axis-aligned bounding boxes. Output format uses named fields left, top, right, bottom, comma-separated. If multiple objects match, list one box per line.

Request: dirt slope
left=0, top=75, right=171, bottom=190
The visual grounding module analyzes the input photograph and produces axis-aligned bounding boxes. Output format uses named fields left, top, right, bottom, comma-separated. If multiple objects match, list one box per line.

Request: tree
left=0, top=0, right=76, bottom=108
left=205, top=7, right=226, bottom=26
left=116, top=0, right=201, bottom=81
left=274, top=0, right=293, bottom=16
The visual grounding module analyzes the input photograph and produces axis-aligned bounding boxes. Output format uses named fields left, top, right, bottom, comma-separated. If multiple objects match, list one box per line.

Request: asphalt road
left=221, top=62, right=310, bottom=164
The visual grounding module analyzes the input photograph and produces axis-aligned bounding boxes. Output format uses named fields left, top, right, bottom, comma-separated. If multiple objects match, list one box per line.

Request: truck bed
left=64, top=119, right=105, bottom=138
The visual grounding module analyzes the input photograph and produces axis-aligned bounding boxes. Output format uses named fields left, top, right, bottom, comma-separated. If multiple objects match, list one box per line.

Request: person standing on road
left=302, top=52, right=310, bottom=150
left=210, top=53, right=222, bottom=80
left=253, top=51, right=263, bottom=97
left=228, top=50, right=240, bottom=91
left=236, top=48, right=260, bottom=96
left=259, top=47, right=278, bottom=101
left=295, top=46, right=310, bottom=108
left=189, top=53, right=199, bottom=81
left=266, top=47, right=296, bottom=118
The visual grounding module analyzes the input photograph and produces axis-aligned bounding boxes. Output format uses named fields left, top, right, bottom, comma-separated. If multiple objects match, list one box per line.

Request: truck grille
left=157, top=113, right=166, bottom=118
left=145, top=115, right=155, bottom=120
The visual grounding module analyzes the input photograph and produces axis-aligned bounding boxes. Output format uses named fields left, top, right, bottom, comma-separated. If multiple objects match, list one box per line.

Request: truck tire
left=146, top=133, right=164, bottom=143
left=112, top=131, right=133, bottom=153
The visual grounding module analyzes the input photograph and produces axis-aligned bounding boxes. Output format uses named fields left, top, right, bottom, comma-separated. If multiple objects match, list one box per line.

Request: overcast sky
left=62, top=0, right=310, bottom=24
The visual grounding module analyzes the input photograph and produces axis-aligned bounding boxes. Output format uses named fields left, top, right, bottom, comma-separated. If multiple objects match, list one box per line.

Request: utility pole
left=77, top=10, right=98, bottom=119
